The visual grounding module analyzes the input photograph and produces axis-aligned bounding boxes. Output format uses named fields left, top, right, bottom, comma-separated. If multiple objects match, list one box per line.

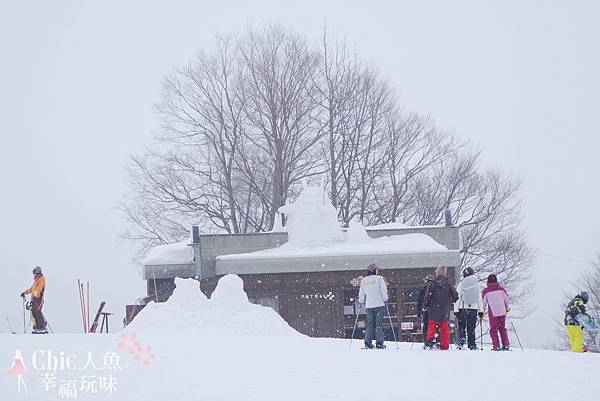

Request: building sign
left=400, top=322, right=414, bottom=331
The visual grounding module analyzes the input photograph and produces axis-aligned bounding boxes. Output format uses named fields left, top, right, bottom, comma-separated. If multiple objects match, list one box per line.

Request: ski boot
left=376, top=343, right=386, bottom=350
left=363, top=343, right=374, bottom=350
left=501, top=345, right=510, bottom=351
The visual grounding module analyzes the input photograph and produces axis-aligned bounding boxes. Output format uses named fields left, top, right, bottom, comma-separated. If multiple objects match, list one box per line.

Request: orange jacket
left=23, top=274, right=46, bottom=300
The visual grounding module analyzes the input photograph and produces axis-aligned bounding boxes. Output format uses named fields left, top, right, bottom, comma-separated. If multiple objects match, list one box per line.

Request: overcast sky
left=1, top=1, right=598, bottom=346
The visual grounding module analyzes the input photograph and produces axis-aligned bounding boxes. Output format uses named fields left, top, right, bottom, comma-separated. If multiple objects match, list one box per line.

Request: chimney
left=192, top=225, right=200, bottom=244
left=444, top=209, right=453, bottom=227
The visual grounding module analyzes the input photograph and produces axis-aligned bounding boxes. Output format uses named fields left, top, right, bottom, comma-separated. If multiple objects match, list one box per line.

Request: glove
left=20, top=292, right=25, bottom=298
left=478, top=312, right=484, bottom=320
left=506, top=307, right=512, bottom=313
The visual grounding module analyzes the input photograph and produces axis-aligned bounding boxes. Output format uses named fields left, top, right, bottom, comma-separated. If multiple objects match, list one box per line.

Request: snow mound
left=128, top=275, right=299, bottom=337
left=143, top=241, right=194, bottom=265
left=211, top=274, right=250, bottom=309
left=168, top=277, right=208, bottom=311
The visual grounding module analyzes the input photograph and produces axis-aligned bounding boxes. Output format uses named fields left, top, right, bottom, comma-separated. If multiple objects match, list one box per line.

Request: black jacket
left=416, top=284, right=428, bottom=317
left=423, top=276, right=459, bottom=322
left=564, top=295, right=588, bottom=326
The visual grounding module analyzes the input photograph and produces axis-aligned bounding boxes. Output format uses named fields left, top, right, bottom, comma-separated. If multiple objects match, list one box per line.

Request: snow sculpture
left=211, top=274, right=250, bottom=308
left=278, top=180, right=344, bottom=247
left=169, top=278, right=208, bottom=311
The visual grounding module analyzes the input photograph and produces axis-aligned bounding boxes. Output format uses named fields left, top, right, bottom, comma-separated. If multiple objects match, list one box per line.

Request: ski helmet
left=32, top=266, right=42, bottom=276
left=580, top=291, right=589, bottom=303
left=462, top=267, right=474, bottom=278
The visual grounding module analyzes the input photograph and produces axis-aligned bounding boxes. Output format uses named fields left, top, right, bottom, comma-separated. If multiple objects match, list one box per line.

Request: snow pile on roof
left=128, top=275, right=299, bottom=336
left=278, top=180, right=344, bottom=247
left=142, top=241, right=194, bottom=266
left=218, top=184, right=448, bottom=261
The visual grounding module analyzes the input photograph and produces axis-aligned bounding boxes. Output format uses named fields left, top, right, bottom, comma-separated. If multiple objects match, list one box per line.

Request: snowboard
left=576, top=314, right=598, bottom=332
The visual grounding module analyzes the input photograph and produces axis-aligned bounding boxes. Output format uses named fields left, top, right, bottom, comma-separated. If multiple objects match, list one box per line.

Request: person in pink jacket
left=482, top=274, right=510, bottom=351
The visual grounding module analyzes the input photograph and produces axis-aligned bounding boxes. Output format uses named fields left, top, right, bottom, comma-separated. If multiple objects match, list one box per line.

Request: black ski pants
left=31, top=297, right=46, bottom=331
left=457, top=308, right=478, bottom=348
left=422, top=312, right=429, bottom=344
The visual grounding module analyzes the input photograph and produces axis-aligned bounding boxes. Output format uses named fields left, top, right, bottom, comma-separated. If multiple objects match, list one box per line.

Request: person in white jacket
left=453, top=267, right=484, bottom=350
left=358, top=263, right=389, bottom=349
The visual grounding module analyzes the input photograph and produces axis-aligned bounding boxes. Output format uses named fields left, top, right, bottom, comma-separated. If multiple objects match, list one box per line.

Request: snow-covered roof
left=364, top=222, right=412, bottom=230
left=364, top=222, right=445, bottom=230
left=217, top=233, right=447, bottom=261
left=143, top=241, right=194, bottom=266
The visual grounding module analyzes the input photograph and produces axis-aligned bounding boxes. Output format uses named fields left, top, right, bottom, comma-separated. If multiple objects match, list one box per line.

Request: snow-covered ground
left=2, top=275, right=598, bottom=401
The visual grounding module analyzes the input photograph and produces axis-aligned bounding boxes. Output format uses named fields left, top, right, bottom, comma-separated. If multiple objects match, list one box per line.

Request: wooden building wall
left=199, top=268, right=455, bottom=339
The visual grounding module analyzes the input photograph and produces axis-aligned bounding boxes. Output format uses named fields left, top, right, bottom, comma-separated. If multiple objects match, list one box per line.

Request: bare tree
left=314, top=27, right=359, bottom=210
left=384, top=151, right=536, bottom=306
left=121, top=23, right=535, bottom=304
left=237, top=24, right=324, bottom=229
left=369, top=113, right=462, bottom=224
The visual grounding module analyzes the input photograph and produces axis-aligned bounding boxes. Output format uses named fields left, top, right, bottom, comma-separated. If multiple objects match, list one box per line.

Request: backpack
left=461, top=276, right=479, bottom=306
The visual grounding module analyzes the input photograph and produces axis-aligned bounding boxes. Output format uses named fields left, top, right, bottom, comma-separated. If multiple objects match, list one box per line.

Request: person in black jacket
left=423, top=266, right=459, bottom=350
left=564, top=292, right=590, bottom=352
left=416, top=274, right=434, bottom=345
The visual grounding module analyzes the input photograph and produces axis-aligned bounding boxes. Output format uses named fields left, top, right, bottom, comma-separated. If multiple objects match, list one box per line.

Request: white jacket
left=358, top=275, right=388, bottom=309
left=453, top=275, right=483, bottom=313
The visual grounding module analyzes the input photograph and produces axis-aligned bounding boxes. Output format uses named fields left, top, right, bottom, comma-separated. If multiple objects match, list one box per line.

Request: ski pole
left=510, top=321, right=524, bottom=351
left=349, top=308, right=360, bottom=349
left=6, top=316, right=16, bottom=334
left=480, top=316, right=483, bottom=350
left=386, top=304, right=400, bottom=349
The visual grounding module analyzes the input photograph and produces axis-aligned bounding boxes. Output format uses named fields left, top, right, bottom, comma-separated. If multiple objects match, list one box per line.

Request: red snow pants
left=426, top=320, right=450, bottom=350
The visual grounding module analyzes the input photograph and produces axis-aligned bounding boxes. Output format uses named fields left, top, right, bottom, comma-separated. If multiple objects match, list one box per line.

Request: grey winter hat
left=32, top=266, right=42, bottom=275
left=580, top=291, right=589, bottom=303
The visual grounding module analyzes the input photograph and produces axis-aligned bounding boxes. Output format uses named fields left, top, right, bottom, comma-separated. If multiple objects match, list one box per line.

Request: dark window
left=249, top=296, right=280, bottom=313
left=403, top=287, right=420, bottom=303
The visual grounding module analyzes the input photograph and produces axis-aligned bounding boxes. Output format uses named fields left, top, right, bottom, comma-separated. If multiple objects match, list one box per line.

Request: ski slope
left=1, top=275, right=598, bottom=401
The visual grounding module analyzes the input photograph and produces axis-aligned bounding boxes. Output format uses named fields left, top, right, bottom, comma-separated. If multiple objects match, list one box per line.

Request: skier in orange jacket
left=20, top=266, right=47, bottom=333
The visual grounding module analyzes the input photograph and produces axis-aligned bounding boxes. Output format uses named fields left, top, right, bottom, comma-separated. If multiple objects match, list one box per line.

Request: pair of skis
left=77, top=278, right=107, bottom=333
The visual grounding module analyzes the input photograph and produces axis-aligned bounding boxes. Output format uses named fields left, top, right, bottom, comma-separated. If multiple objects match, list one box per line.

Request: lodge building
left=126, top=220, right=461, bottom=342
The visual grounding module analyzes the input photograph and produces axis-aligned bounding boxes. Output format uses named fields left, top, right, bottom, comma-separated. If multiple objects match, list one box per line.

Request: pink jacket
left=482, top=282, right=510, bottom=317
